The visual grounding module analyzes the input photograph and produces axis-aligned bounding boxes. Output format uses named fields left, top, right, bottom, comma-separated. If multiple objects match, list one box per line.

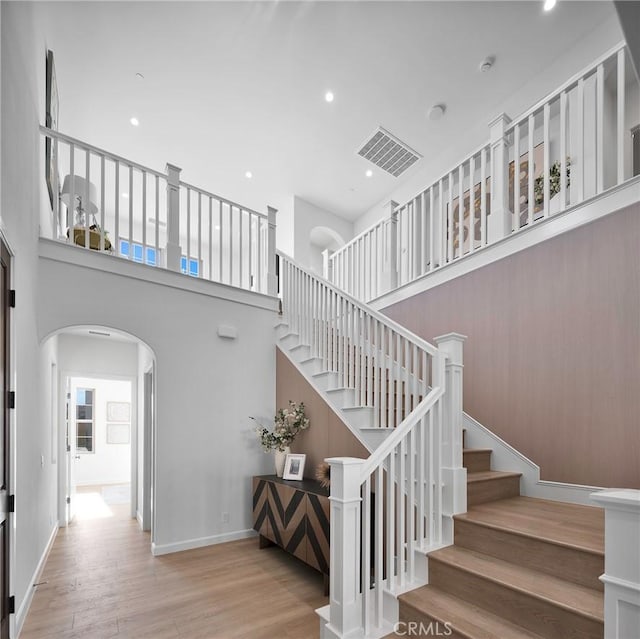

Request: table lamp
left=60, top=175, right=98, bottom=226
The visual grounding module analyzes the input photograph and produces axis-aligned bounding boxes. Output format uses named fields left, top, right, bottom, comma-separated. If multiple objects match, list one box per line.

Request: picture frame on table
left=283, top=454, right=306, bottom=481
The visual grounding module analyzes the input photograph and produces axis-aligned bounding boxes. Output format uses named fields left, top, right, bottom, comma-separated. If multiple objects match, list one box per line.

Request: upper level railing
left=40, top=126, right=277, bottom=296
left=328, top=42, right=638, bottom=303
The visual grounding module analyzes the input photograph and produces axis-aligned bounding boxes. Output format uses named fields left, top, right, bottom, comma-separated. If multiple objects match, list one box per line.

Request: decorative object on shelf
left=251, top=401, right=310, bottom=478
left=315, top=461, right=331, bottom=488
left=283, top=454, right=306, bottom=481
left=274, top=446, right=290, bottom=478
left=61, top=174, right=112, bottom=251
left=45, top=49, right=59, bottom=211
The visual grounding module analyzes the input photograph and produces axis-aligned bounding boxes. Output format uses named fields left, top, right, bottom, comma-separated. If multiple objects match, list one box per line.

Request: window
left=76, top=388, right=95, bottom=453
left=119, top=239, right=158, bottom=266
left=181, top=256, right=200, bottom=277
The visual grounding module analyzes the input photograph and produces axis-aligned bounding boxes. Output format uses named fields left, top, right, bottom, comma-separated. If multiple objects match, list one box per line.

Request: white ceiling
left=41, top=1, right=616, bottom=222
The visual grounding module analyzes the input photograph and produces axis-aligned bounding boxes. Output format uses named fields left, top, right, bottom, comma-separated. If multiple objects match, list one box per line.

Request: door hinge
left=66, top=496, right=70, bottom=505
left=66, top=445, right=71, bottom=453
left=7, top=495, right=14, bottom=513
left=8, top=391, right=15, bottom=409
left=8, top=290, right=15, bottom=308
left=8, top=596, right=14, bottom=614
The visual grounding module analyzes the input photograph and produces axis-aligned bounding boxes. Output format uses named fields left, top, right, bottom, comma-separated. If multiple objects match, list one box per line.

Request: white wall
left=37, top=255, right=277, bottom=554
left=70, top=376, right=132, bottom=486
left=354, top=14, right=625, bottom=234
left=0, top=2, right=60, bottom=631
left=137, top=341, right=154, bottom=530
left=292, top=196, right=353, bottom=272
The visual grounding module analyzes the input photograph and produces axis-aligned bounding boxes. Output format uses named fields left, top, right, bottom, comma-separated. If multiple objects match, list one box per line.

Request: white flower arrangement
left=251, top=401, right=310, bottom=452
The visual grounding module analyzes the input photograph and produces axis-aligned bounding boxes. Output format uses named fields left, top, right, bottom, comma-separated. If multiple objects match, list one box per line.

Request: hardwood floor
left=20, top=496, right=327, bottom=639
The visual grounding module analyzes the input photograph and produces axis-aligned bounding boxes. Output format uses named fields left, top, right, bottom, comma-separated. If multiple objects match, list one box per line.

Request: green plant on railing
left=534, top=159, right=571, bottom=206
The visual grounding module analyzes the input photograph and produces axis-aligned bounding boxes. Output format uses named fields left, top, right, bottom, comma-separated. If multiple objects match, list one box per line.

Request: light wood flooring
left=20, top=495, right=327, bottom=639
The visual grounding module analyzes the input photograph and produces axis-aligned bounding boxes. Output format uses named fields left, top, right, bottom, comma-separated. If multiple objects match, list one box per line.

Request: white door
left=65, top=379, right=77, bottom=524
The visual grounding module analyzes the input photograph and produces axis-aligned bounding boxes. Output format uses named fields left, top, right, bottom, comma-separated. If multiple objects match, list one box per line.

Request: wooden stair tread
left=399, top=586, right=545, bottom=639
left=463, top=448, right=493, bottom=453
left=467, top=470, right=522, bottom=483
left=428, top=546, right=603, bottom=621
left=455, top=496, right=604, bottom=555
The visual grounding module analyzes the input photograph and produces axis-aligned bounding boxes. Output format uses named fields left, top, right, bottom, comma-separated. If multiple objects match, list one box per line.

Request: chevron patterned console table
left=252, top=475, right=330, bottom=594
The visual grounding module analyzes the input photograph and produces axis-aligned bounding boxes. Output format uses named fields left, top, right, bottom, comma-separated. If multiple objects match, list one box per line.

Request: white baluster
left=267, top=206, right=278, bottom=296
left=383, top=201, right=398, bottom=293
left=165, top=163, right=182, bottom=272
left=487, top=113, right=512, bottom=242
left=617, top=49, right=626, bottom=185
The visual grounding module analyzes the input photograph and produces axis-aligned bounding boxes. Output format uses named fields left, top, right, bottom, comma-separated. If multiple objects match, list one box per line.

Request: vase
left=274, top=446, right=290, bottom=478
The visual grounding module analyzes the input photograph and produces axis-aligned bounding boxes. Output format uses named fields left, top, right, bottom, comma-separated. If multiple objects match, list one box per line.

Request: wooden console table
left=252, top=475, right=330, bottom=593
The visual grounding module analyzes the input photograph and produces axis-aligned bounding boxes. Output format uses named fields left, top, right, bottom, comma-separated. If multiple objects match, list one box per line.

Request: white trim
left=463, top=412, right=604, bottom=506
left=600, top=574, right=640, bottom=594
left=371, top=177, right=640, bottom=311
left=136, top=510, right=144, bottom=530
left=151, top=528, right=256, bottom=556
left=15, top=523, right=58, bottom=636
left=39, top=238, right=279, bottom=313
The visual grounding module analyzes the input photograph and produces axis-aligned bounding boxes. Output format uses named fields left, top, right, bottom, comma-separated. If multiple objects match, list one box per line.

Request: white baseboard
left=151, top=528, right=257, bottom=556
left=15, top=522, right=59, bottom=636
left=74, top=479, right=130, bottom=487
left=463, top=413, right=604, bottom=507
left=136, top=511, right=143, bottom=529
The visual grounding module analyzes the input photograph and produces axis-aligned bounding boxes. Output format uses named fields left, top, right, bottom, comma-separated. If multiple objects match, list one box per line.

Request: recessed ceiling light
left=543, top=0, right=556, bottom=11
left=130, top=117, right=139, bottom=126
left=214, top=225, right=221, bottom=230
left=365, top=169, right=373, bottom=178
left=122, top=193, right=129, bottom=199
left=245, top=171, right=253, bottom=179
left=325, top=91, right=334, bottom=103
left=136, top=72, right=145, bottom=80
left=428, top=104, right=446, bottom=121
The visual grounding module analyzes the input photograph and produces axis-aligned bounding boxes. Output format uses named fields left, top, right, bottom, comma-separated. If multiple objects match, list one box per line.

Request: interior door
left=65, top=379, right=77, bottom=524
left=0, top=238, right=11, bottom=639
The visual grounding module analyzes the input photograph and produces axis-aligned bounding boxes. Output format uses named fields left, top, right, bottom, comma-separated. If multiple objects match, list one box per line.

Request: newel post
left=322, top=248, right=333, bottom=282
left=325, top=457, right=364, bottom=639
left=487, top=113, right=513, bottom=243
left=590, top=490, right=640, bottom=639
left=165, top=163, right=183, bottom=272
left=267, top=206, right=278, bottom=296
left=434, top=333, right=467, bottom=543
left=382, top=200, right=399, bottom=293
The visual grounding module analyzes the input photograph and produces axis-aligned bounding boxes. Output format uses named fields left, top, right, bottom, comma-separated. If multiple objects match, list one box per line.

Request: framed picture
left=106, top=401, right=130, bottom=422
left=283, top=454, right=306, bottom=481
left=447, top=177, right=492, bottom=257
left=106, top=423, right=130, bottom=444
left=509, top=142, right=545, bottom=228
left=45, top=49, right=59, bottom=211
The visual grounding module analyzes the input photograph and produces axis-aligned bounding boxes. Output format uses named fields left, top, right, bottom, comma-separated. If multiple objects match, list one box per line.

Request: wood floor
left=20, top=494, right=327, bottom=638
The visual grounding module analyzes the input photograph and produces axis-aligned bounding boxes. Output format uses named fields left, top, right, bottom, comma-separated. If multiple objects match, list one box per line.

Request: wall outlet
left=221, top=512, right=229, bottom=524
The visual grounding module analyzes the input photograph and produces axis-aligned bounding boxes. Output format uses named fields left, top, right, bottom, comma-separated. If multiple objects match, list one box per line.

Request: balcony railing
left=328, top=42, right=639, bottom=303
left=40, top=126, right=277, bottom=296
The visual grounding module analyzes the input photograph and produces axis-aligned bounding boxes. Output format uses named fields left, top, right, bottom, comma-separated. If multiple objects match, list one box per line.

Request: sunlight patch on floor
left=74, top=491, right=114, bottom=520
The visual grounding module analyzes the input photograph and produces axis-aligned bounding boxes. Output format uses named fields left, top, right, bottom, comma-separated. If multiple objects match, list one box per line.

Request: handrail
left=505, top=41, right=626, bottom=131
left=330, top=216, right=388, bottom=260
left=179, top=180, right=267, bottom=220
left=277, top=249, right=438, bottom=357
left=39, top=126, right=166, bottom=179
left=359, top=384, right=444, bottom=481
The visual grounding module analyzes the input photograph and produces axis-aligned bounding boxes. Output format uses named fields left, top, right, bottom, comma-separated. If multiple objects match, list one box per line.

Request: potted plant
left=252, top=401, right=310, bottom=477
left=534, top=158, right=571, bottom=214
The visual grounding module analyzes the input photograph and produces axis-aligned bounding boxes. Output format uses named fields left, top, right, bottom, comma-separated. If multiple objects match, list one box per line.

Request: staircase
left=390, top=436, right=605, bottom=639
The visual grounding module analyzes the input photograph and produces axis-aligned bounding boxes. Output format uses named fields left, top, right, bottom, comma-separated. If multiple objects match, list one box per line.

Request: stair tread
left=455, top=496, right=604, bottom=555
left=399, top=586, right=545, bottom=639
left=428, top=546, right=603, bottom=621
left=467, top=470, right=522, bottom=483
left=463, top=448, right=493, bottom=454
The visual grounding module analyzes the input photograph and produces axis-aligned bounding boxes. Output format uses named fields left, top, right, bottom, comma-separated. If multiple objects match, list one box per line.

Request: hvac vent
left=357, top=127, right=422, bottom=177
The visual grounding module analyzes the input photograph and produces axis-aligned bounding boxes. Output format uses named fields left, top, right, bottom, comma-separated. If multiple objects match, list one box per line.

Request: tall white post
left=590, top=490, right=640, bottom=639
left=322, top=248, right=333, bottom=282
left=165, top=163, right=182, bottom=272
left=267, top=206, right=278, bottom=296
left=434, top=332, right=467, bottom=544
left=325, top=457, right=364, bottom=639
left=487, top=113, right=512, bottom=243
left=382, top=201, right=399, bottom=293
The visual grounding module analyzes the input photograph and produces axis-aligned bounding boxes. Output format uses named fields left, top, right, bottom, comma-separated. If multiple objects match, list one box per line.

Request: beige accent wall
left=276, top=348, right=369, bottom=479
left=383, top=204, right=640, bottom=489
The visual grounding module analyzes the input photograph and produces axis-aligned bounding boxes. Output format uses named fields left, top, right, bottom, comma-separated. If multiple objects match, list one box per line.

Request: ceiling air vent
left=357, top=127, right=422, bottom=177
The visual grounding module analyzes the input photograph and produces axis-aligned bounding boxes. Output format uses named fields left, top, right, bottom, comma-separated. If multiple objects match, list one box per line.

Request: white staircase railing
left=40, top=126, right=277, bottom=295
left=328, top=42, right=637, bottom=304
left=277, top=252, right=466, bottom=638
